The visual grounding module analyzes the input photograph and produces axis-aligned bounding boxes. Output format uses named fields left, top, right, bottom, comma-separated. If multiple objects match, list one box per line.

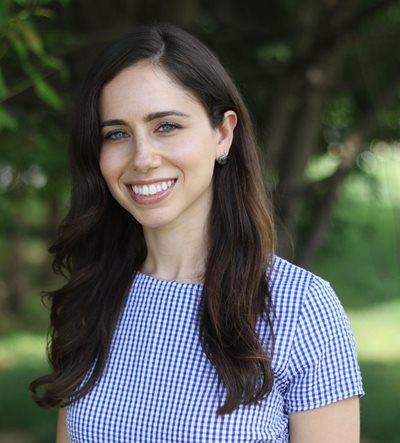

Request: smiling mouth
left=131, top=179, right=176, bottom=196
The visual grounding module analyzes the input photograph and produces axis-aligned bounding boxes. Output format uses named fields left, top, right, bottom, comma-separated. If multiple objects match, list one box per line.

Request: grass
left=0, top=333, right=57, bottom=443
left=358, top=362, right=400, bottom=443
left=348, top=300, right=400, bottom=363
left=0, top=145, right=398, bottom=442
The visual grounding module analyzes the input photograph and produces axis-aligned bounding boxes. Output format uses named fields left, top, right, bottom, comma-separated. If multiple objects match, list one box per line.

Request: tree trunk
left=266, top=0, right=362, bottom=257
left=274, top=45, right=349, bottom=257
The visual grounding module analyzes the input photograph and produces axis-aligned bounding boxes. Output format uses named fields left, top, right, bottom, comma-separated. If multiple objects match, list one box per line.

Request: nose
left=130, top=136, right=161, bottom=173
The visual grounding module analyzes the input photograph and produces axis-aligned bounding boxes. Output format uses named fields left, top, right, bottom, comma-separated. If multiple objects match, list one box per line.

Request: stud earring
left=217, top=151, right=228, bottom=165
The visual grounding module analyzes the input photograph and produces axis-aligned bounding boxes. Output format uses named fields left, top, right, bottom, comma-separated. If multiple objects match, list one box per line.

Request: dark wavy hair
left=30, top=24, right=275, bottom=415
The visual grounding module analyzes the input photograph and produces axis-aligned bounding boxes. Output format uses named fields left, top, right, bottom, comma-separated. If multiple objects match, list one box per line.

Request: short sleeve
left=285, top=276, right=364, bottom=413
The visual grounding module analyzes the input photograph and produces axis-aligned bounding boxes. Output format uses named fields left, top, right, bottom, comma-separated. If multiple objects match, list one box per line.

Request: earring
left=217, top=151, right=228, bottom=165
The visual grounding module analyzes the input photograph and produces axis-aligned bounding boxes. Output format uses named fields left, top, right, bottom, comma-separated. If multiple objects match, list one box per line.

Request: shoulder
left=265, top=256, right=353, bottom=370
left=268, top=255, right=329, bottom=296
left=268, top=256, right=338, bottom=320
left=265, top=257, right=364, bottom=411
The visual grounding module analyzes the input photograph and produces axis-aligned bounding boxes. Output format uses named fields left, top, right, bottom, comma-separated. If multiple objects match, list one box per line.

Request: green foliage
left=0, top=103, right=17, bottom=129
left=255, top=42, right=291, bottom=65
left=323, top=95, right=357, bottom=131
left=0, top=0, right=70, bottom=239
left=1, top=114, right=68, bottom=200
left=34, top=77, right=63, bottom=109
left=0, top=0, right=69, bottom=123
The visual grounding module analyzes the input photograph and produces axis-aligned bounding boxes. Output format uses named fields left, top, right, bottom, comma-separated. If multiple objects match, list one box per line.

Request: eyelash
left=103, top=130, right=128, bottom=141
left=156, top=122, right=181, bottom=133
left=103, top=122, right=182, bottom=141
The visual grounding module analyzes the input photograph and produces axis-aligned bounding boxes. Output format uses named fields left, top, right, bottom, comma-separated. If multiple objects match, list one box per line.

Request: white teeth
left=131, top=180, right=175, bottom=196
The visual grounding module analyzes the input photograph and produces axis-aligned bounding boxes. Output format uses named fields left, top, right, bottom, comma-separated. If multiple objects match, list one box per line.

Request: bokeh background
left=1, top=0, right=399, bottom=442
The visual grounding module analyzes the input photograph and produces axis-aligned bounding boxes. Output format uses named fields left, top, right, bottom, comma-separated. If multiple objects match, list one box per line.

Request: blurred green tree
left=0, top=0, right=69, bottom=316
left=1, top=0, right=400, bottom=317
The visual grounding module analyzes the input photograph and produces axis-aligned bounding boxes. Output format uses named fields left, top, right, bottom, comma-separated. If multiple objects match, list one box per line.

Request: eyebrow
left=100, top=110, right=190, bottom=128
left=144, top=110, right=190, bottom=122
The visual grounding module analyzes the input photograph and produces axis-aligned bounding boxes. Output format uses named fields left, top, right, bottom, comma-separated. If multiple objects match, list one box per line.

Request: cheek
left=176, top=132, right=217, bottom=163
left=99, top=148, right=120, bottom=183
left=99, top=151, right=125, bottom=205
left=182, top=154, right=216, bottom=188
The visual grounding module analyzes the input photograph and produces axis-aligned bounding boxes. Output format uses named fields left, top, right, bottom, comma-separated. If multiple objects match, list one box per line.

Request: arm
left=285, top=278, right=364, bottom=441
left=56, top=407, right=71, bottom=443
left=289, top=396, right=360, bottom=443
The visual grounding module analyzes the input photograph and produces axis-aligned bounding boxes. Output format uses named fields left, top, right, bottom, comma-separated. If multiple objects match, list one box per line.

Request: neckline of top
left=135, top=270, right=204, bottom=288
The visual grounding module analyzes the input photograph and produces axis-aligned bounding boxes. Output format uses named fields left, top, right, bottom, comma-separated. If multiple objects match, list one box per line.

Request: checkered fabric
left=67, top=256, right=364, bottom=442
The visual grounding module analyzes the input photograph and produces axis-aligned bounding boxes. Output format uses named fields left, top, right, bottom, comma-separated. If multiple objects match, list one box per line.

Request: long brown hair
left=30, top=24, right=275, bottom=415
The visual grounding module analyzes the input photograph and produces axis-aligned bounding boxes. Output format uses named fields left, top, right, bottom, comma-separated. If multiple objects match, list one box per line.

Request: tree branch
left=286, top=0, right=400, bottom=76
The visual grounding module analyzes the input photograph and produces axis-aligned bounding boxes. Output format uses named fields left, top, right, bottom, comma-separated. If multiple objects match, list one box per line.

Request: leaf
left=34, top=80, right=63, bottom=110
left=15, top=19, right=43, bottom=55
left=31, top=7, right=54, bottom=19
left=0, top=105, right=18, bottom=130
left=20, top=60, right=40, bottom=83
left=0, top=1, right=7, bottom=23
left=0, top=67, right=8, bottom=99
left=10, top=32, right=29, bottom=60
left=41, top=54, right=66, bottom=76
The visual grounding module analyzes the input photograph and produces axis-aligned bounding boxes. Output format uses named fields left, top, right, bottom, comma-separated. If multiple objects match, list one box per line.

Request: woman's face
left=99, top=62, right=235, bottom=233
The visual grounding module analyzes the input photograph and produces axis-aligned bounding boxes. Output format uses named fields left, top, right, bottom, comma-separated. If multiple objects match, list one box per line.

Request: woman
left=30, top=24, right=364, bottom=442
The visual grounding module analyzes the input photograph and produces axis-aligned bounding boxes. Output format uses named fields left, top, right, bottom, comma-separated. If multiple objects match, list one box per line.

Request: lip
left=126, top=178, right=177, bottom=204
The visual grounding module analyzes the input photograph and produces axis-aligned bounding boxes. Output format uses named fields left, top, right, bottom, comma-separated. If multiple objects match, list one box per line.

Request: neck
left=141, top=217, right=209, bottom=284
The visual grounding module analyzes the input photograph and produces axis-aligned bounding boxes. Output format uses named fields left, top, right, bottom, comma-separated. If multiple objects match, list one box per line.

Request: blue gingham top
left=67, top=256, right=364, bottom=442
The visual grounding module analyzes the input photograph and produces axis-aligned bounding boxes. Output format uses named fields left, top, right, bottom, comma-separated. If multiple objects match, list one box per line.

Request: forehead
left=99, top=62, right=200, bottom=117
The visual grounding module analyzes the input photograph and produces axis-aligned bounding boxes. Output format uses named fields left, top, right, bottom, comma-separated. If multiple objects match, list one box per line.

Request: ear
left=215, top=110, right=238, bottom=160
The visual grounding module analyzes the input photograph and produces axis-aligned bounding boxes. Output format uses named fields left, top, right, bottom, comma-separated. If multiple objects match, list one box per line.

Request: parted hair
left=30, top=23, right=275, bottom=415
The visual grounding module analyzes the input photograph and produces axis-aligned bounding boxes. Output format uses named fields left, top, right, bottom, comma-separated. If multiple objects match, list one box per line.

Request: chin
left=130, top=212, right=176, bottom=231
